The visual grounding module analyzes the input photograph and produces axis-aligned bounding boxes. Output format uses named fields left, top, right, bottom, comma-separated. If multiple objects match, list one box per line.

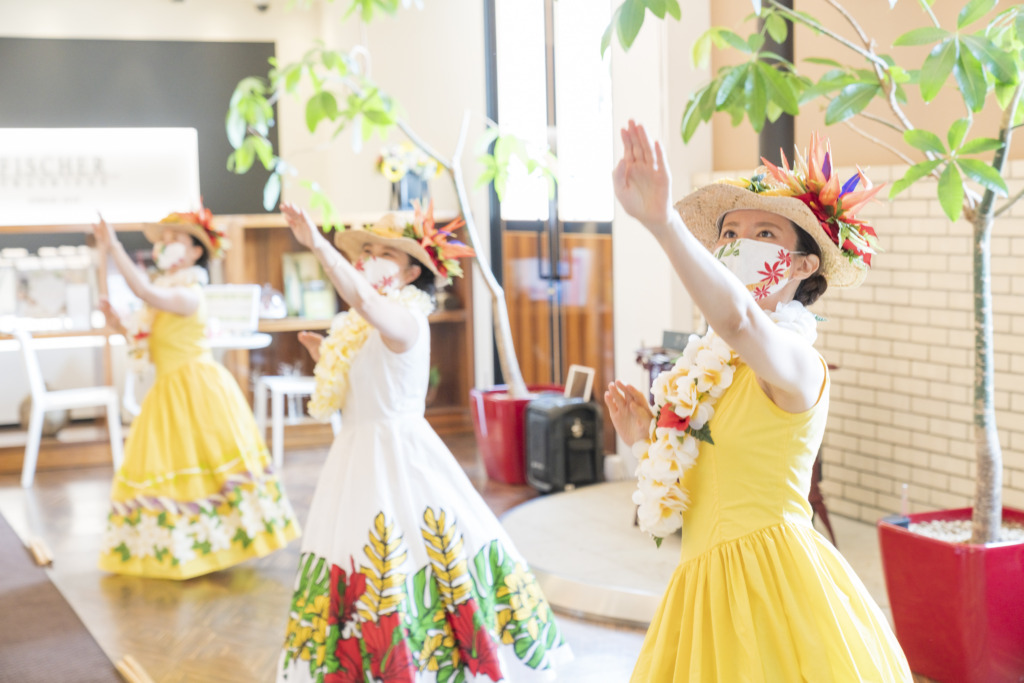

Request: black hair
left=793, top=226, right=828, bottom=306
left=409, top=257, right=437, bottom=298
left=188, top=234, right=210, bottom=270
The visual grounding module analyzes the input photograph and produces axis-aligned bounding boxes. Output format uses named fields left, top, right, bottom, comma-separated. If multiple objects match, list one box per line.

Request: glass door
left=488, top=0, right=616, bottom=448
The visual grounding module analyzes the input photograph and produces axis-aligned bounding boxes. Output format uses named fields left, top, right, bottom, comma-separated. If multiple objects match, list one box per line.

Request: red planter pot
left=878, top=507, right=1024, bottom=683
left=469, top=384, right=562, bottom=485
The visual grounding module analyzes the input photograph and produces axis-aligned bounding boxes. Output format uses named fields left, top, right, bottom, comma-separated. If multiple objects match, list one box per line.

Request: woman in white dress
left=276, top=201, right=570, bottom=683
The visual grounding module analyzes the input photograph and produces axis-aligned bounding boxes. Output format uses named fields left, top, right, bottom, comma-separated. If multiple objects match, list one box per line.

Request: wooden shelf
left=258, top=318, right=333, bottom=333
left=214, top=210, right=459, bottom=231
left=222, top=213, right=475, bottom=437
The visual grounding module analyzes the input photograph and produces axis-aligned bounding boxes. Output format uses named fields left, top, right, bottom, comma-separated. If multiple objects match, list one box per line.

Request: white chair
left=254, top=375, right=341, bottom=469
left=12, top=328, right=124, bottom=488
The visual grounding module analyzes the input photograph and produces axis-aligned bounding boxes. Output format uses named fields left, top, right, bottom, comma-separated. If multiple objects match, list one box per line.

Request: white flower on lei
left=632, top=478, right=689, bottom=539
left=632, top=300, right=818, bottom=543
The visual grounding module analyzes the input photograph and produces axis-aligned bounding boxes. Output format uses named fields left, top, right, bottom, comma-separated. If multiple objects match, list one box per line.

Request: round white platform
left=501, top=480, right=679, bottom=627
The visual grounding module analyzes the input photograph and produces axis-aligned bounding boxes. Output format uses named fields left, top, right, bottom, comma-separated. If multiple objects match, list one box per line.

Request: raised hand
left=92, top=213, right=119, bottom=253
left=604, top=380, right=654, bottom=447
left=612, top=120, right=673, bottom=234
left=298, top=330, right=324, bottom=363
left=280, top=201, right=322, bottom=250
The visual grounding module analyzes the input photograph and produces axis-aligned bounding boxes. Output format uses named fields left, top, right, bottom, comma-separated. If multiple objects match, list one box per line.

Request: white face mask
left=154, top=242, right=188, bottom=271
left=714, top=238, right=799, bottom=301
left=358, top=256, right=402, bottom=293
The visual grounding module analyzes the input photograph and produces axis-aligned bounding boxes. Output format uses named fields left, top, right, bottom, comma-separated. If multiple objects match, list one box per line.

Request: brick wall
left=693, top=162, right=1024, bottom=524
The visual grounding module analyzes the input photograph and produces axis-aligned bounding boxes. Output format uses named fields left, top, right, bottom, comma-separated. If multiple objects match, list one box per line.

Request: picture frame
left=564, top=364, right=595, bottom=402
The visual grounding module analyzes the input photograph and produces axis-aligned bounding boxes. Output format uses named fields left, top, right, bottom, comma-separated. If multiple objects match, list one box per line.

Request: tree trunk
left=447, top=112, right=529, bottom=399
left=970, top=212, right=1002, bottom=544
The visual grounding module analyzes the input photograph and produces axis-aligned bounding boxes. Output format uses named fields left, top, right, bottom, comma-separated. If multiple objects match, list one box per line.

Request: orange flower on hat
left=409, top=200, right=475, bottom=281
left=160, top=198, right=231, bottom=258
left=760, top=132, right=883, bottom=268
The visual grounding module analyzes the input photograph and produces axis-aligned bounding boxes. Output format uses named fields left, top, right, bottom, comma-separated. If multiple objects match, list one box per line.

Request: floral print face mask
left=153, top=241, right=188, bottom=272
left=357, top=256, right=402, bottom=294
left=714, top=238, right=801, bottom=301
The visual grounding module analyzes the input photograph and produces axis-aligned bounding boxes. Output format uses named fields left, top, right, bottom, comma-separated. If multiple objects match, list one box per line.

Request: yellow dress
left=98, top=287, right=300, bottom=580
left=632, top=362, right=911, bottom=682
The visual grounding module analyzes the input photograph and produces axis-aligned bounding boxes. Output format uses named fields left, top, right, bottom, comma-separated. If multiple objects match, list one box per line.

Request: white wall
left=608, top=5, right=712, bottom=467
left=315, top=1, right=494, bottom=389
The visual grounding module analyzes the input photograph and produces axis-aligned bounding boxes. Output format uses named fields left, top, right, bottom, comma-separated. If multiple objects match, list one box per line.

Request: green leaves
left=679, top=59, right=803, bottom=141
left=958, top=0, right=996, bottom=29
left=602, top=0, right=683, bottom=55
left=958, top=158, right=1008, bottom=195
left=889, top=159, right=943, bottom=199
left=919, top=39, right=957, bottom=102
left=893, top=27, right=950, bottom=46
left=960, top=35, right=1019, bottom=84
left=476, top=131, right=557, bottom=202
left=904, top=128, right=946, bottom=155
left=305, top=91, right=339, bottom=133
left=947, top=118, right=970, bottom=151
left=937, top=164, right=964, bottom=222
left=954, top=45, right=988, bottom=112
left=824, top=82, right=880, bottom=125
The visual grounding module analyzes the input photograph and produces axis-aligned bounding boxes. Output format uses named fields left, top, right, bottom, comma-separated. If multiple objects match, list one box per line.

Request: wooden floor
left=0, top=433, right=647, bottom=682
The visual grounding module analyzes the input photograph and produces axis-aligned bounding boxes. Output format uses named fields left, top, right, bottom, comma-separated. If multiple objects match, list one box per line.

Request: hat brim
left=334, top=228, right=442, bottom=280
left=142, top=222, right=217, bottom=258
left=674, top=183, right=866, bottom=289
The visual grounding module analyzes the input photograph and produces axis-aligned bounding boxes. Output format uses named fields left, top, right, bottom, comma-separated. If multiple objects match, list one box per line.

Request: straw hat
left=335, top=213, right=440, bottom=277
left=676, top=132, right=882, bottom=289
left=141, top=204, right=229, bottom=259
left=334, top=202, right=474, bottom=285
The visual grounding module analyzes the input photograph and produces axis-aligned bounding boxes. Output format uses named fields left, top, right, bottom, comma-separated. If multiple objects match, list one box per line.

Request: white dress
left=277, top=308, right=570, bottom=683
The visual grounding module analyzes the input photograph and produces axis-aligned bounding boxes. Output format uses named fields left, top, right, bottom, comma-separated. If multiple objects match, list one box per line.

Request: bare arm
left=280, top=202, right=420, bottom=354
left=613, top=121, right=823, bottom=410
left=93, top=216, right=199, bottom=317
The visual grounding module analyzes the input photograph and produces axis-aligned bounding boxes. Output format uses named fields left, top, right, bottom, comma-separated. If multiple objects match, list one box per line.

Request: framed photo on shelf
left=564, top=364, right=595, bottom=402
left=282, top=252, right=336, bottom=319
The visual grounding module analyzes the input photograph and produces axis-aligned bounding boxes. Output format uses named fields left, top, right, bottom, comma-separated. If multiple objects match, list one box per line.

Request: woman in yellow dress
left=606, top=121, right=912, bottom=681
left=93, top=208, right=300, bottom=580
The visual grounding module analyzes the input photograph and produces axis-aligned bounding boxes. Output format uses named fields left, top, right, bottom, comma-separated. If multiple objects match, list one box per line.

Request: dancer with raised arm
left=607, top=121, right=911, bottom=681
left=276, top=201, right=570, bottom=682
left=95, top=207, right=299, bottom=579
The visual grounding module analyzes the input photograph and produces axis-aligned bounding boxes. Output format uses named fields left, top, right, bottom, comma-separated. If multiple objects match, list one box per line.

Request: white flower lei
left=308, top=285, right=435, bottom=421
left=632, top=300, right=818, bottom=543
left=124, top=266, right=208, bottom=372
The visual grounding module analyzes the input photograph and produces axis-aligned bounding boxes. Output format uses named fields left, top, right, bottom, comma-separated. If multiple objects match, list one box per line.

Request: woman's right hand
left=612, top=120, right=673, bottom=236
left=604, top=380, right=655, bottom=447
left=92, top=214, right=118, bottom=253
left=281, top=201, right=322, bottom=250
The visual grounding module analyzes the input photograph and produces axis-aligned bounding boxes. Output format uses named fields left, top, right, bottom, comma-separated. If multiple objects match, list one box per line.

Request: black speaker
left=524, top=395, right=603, bottom=493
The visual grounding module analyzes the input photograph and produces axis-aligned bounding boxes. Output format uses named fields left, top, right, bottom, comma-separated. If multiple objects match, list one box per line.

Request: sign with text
left=0, top=128, right=201, bottom=226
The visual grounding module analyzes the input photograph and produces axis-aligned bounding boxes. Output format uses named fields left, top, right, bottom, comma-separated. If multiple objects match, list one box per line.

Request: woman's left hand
left=612, top=120, right=673, bottom=236
left=605, top=380, right=655, bottom=447
left=280, top=201, right=322, bottom=250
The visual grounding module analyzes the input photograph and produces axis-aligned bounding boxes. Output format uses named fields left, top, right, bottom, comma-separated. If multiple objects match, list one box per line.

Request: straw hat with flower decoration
left=675, top=132, right=883, bottom=289
left=141, top=201, right=230, bottom=260
left=334, top=201, right=475, bottom=286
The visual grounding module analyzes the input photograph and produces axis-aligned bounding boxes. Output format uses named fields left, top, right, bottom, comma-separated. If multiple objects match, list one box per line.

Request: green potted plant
left=225, top=2, right=558, bottom=485
left=609, top=0, right=1024, bottom=680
